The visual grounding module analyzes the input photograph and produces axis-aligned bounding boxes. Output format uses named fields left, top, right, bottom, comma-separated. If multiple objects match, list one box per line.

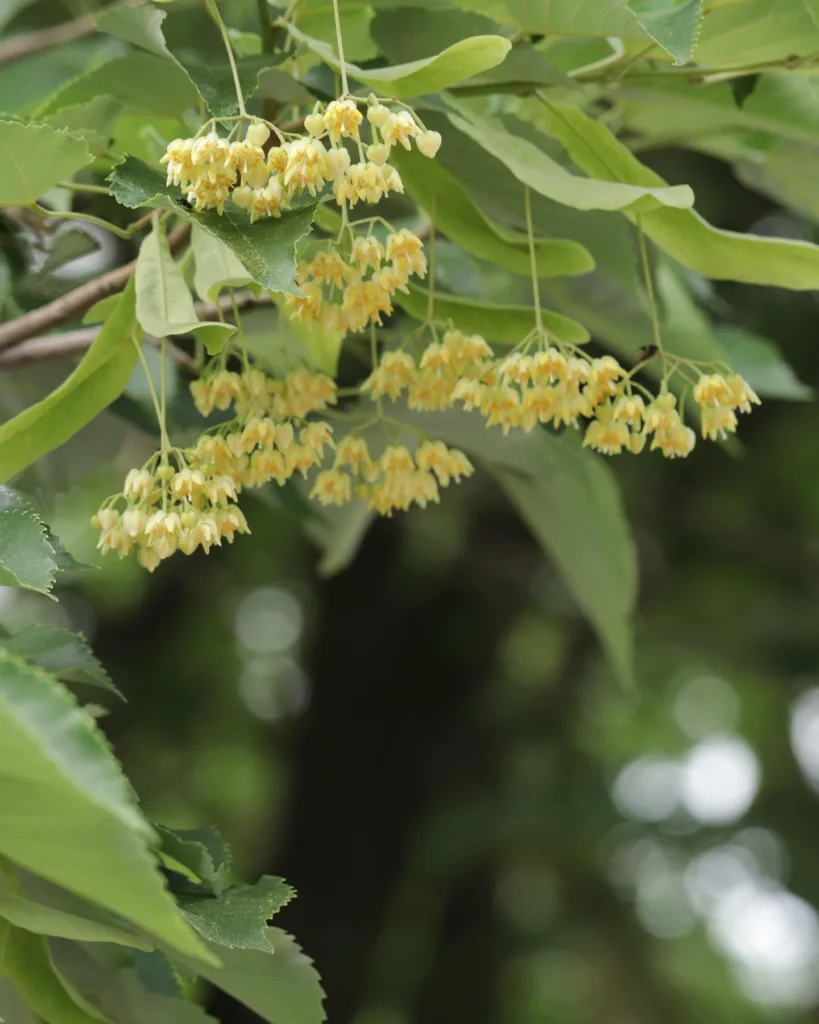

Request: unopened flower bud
left=367, top=103, right=390, bottom=128
left=416, top=130, right=442, bottom=158
left=232, top=185, right=253, bottom=209
left=156, top=463, right=174, bottom=482
left=305, top=112, right=326, bottom=137
left=367, top=143, right=389, bottom=166
left=245, top=121, right=270, bottom=147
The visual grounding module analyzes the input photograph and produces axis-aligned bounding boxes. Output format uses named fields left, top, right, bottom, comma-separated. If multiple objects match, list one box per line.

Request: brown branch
left=0, top=13, right=96, bottom=69
left=0, top=224, right=190, bottom=353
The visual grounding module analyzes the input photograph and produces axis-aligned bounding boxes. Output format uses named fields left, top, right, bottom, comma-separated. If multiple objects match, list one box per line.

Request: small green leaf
left=135, top=227, right=236, bottom=354
left=157, top=825, right=231, bottom=896
left=0, top=870, right=150, bottom=949
left=82, top=293, right=121, bottom=325
left=0, top=648, right=213, bottom=964
left=178, top=54, right=287, bottom=118
left=448, top=110, right=694, bottom=212
left=307, top=498, right=376, bottom=578
left=628, top=0, right=703, bottom=65
left=181, top=928, right=326, bottom=1024
left=0, top=510, right=57, bottom=595
left=0, top=488, right=92, bottom=575
left=536, top=98, right=819, bottom=289
left=274, top=297, right=343, bottom=375
left=42, top=96, right=123, bottom=156
left=0, top=625, right=122, bottom=698
left=109, top=156, right=317, bottom=294
left=191, top=226, right=253, bottom=304
left=287, top=22, right=511, bottom=97
left=35, top=230, right=99, bottom=281
left=395, top=285, right=590, bottom=345
left=179, top=877, right=295, bottom=952
left=0, top=921, right=115, bottom=1024
left=0, top=121, right=92, bottom=206
left=0, top=279, right=140, bottom=484
left=95, top=4, right=175, bottom=58
left=716, top=327, right=813, bottom=401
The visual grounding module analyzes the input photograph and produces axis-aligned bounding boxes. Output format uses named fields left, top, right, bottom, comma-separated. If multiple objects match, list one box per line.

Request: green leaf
left=35, top=230, right=99, bottom=281
left=286, top=22, right=511, bottom=97
left=0, top=488, right=91, bottom=575
left=0, top=870, right=150, bottom=950
left=178, top=54, right=286, bottom=118
left=135, top=227, right=236, bottom=354
left=307, top=498, right=376, bottom=578
left=34, top=53, right=199, bottom=120
left=396, top=410, right=636, bottom=684
left=109, top=156, right=317, bottom=294
left=536, top=98, right=819, bottom=289
left=395, top=285, right=590, bottom=344
left=0, top=510, right=57, bottom=595
left=716, top=327, right=812, bottom=401
left=447, top=110, right=694, bottom=212
left=695, top=0, right=819, bottom=66
left=0, top=626, right=122, bottom=698
left=274, top=297, right=343, bottom=376
left=0, top=279, right=140, bottom=484
left=503, top=0, right=648, bottom=39
left=627, top=0, right=703, bottom=65
left=157, top=825, right=231, bottom=897
left=95, top=4, right=175, bottom=59
left=0, top=121, right=92, bottom=206
left=82, top=294, right=121, bottom=326
left=191, top=226, right=253, bottom=304
left=179, top=877, right=295, bottom=952
left=0, top=648, right=212, bottom=964
left=0, top=921, right=115, bottom=1024
left=41, top=97, right=123, bottom=156
left=184, top=928, right=326, bottom=1024
left=391, top=147, right=594, bottom=278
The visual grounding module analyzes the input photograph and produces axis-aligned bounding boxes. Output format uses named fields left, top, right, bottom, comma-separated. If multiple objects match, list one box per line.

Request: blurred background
left=4, top=1, right=819, bottom=1022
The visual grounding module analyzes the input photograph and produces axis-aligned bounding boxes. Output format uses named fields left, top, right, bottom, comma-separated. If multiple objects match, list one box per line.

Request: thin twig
left=0, top=13, right=95, bottom=69
left=0, top=330, right=195, bottom=372
left=0, top=225, right=189, bottom=353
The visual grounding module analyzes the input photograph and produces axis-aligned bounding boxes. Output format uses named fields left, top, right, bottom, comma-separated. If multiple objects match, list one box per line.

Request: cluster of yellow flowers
left=93, top=367, right=337, bottom=568
left=312, top=436, right=473, bottom=516
left=159, top=97, right=440, bottom=219
left=361, top=330, right=760, bottom=457
left=287, top=229, right=427, bottom=335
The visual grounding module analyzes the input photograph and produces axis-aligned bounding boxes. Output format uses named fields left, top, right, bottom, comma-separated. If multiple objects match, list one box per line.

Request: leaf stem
left=31, top=204, right=134, bottom=240
left=523, top=186, right=543, bottom=335
left=206, top=0, right=247, bottom=117
left=132, top=333, right=167, bottom=446
left=636, top=214, right=664, bottom=357
left=160, top=337, right=169, bottom=451
left=426, top=199, right=436, bottom=326
left=256, top=0, right=274, bottom=51
left=330, top=0, right=349, bottom=95
left=57, top=180, right=111, bottom=195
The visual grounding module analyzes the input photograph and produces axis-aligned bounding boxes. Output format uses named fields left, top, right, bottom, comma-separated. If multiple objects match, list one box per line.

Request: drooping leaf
left=0, top=121, right=92, bottom=206
left=95, top=4, right=175, bottom=59
left=0, top=869, right=150, bottom=950
left=536, top=98, right=819, bottom=289
left=179, top=877, right=295, bottom=952
left=0, top=626, right=122, bottom=698
left=41, top=97, right=123, bottom=155
left=157, top=825, right=232, bottom=897
left=391, top=148, right=595, bottom=279
left=135, top=227, right=236, bottom=354
left=108, top=157, right=316, bottom=294
left=306, top=498, right=376, bottom=578
left=396, top=285, right=591, bottom=344
left=180, top=928, right=326, bottom=1024
left=0, top=510, right=57, bottom=595
left=0, top=648, right=213, bottom=963
left=447, top=110, right=694, bottom=212
left=191, top=226, right=253, bottom=304
left=0, top=279, right=141, bottom=484
left=627, top=0, right=703, bottom=65
left=0, top=921, right=115, bottom=1024
left=286, top=22, right=511, bottom=97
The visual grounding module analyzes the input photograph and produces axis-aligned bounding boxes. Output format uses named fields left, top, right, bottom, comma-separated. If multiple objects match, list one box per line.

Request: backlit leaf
left=191, top=226, right=253, bottom=304
left=628, top=0, right=703, bottom=65
left=179, top=876, right=295, bottom=952
left=0, top=121, right=92, bottom=206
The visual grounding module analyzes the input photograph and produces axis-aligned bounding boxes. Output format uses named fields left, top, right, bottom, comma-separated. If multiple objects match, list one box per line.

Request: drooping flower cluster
left=287, top=229, right=427, bottom=335
left=159, top=97, right=440, bottom=219
left=311, top=436, right=473, bottom=516
left=361, top=330, right=761, bottom=458
left=93, top=367, right=337, bottom=568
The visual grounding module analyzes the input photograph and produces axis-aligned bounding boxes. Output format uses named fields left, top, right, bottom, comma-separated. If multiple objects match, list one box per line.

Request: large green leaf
left=0, top=648, right=212, bottom=963
left=536, top=99, right=819, bottom=289
left=191, top=226, right=254, bottom=304
left=391, top=148, right=595, bottom=278
left=109, top=157, right=316, bottom=294
left=0, top=626, right=121, bottom=698
left=628, top=0, right=703, bottom=65
left=695, top=0, right=819, bottom=66
left=0, top=921, right=114, bottom=1024
left=393, top=409, right=636, bottom=684
left=0, top=122, right=92, bottom=206
left=396, top=285, right=591, bottom=344
left=0, top=279, right=141, bottom=484
left=182, top=928, right=326, bottom=1024
left=447, top=110, right=694, bottom=212
left=179, top=877, right=294, bottom=952
left=135, top=227, right=235, bottom=354
left=286, top=22, right=511, bottom=96
left=33, top=53, right=199, bottom=120
left=95, top=4, right=175, bottom=59
left=0, top=870, right=150, bottom=950
left=0, top=510, right=58, bottom=596
left=503, top=0, right=648, bottom=39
